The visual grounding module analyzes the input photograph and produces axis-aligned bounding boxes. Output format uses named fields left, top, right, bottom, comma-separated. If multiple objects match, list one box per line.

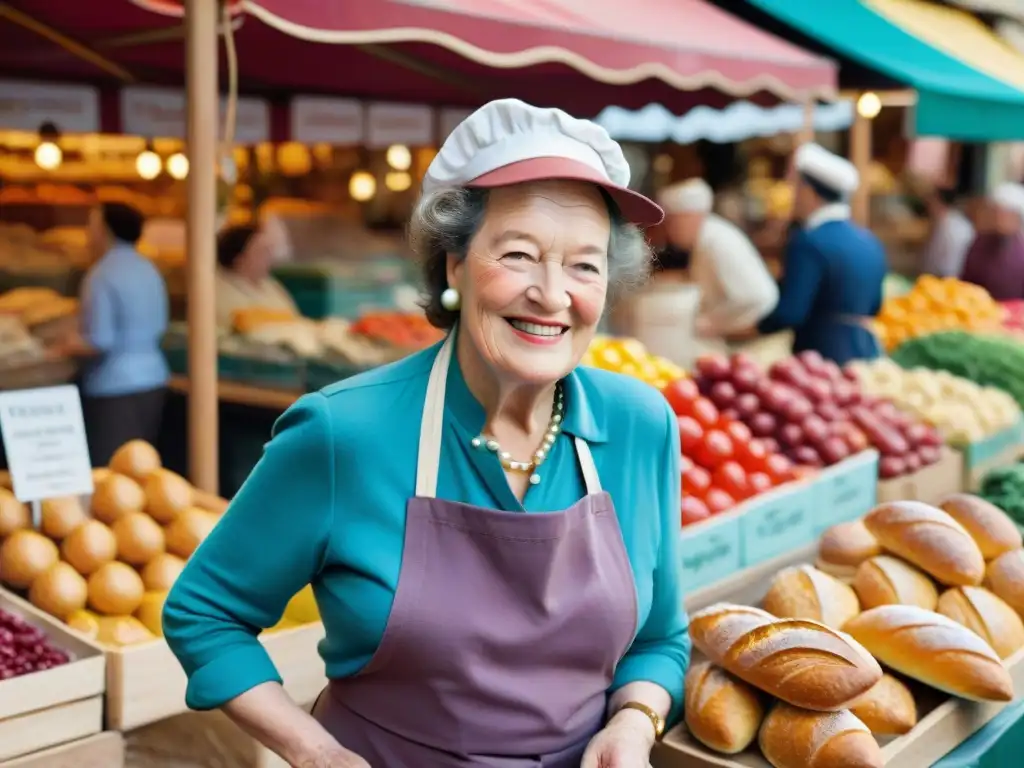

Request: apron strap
left=574, top=437, right=602, bottom=495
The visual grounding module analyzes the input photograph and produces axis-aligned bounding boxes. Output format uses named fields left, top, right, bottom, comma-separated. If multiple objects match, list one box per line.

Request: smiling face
left=448, top=180, right=611, bottom=386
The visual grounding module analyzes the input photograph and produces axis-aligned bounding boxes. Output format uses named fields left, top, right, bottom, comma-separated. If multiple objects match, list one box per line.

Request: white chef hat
left=423, top=98, right=663, bottom=226
left=658, top=178, right=713, bottom=214
left=990, top=182, right=1024, bottom=216
left=795, top=142, right=860, bottom=198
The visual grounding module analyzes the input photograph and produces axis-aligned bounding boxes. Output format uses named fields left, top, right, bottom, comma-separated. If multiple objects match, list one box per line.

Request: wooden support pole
left=850, top=96, right=873, bottom=226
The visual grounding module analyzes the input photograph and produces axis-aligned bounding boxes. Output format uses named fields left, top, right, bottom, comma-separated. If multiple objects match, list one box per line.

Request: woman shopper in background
left=214, top=219, right=298, bottom=328
left=164, top=98, right=689, bottom=768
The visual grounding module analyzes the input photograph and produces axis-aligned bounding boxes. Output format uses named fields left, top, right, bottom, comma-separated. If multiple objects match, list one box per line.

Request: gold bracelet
left=617, top=700, right=665, bottom=739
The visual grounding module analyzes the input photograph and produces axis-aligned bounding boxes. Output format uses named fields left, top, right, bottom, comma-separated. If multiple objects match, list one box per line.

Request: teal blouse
left=163, top=340, right=690, bottom=721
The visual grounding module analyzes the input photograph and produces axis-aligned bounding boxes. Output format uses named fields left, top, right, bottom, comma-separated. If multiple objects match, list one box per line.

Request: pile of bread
left=684, top=494, right=1023, bottom=768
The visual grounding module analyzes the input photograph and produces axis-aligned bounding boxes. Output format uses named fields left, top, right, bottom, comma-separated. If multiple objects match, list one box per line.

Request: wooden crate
left=657, top=548, right=1024, bottom=768
left=0, top=590, right=106, bottom=761
left=1, top=732, right=124, bottom=768
left=106, top=621, right=327, bottom=731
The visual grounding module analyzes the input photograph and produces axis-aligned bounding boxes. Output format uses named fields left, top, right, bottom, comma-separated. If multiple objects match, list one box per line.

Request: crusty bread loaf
left=940, top=494, right=1022, bottom=560
left=849, top=674, right=917, bottom=735
left=863, top=501, right=985, bottom=586
left=937, top=586, right=1024, bottom=659
left=843, top=605, right=1013, bottom=701
left=758, top=703, right=882, bottom=768
left=853, top=555, right=939, bottom=610
left=817, top=520, right=882, bottom=580
left=985, top=549, right=1024, bottom=617
left=689, top=603, right=882, bottom=711
left=684, top=661, right=764, bottom=754
left=762, top=565, right=860, bottom=629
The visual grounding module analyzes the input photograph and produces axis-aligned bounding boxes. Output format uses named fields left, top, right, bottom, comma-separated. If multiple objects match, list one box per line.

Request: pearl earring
left=440, top=287, right=461, bottom=311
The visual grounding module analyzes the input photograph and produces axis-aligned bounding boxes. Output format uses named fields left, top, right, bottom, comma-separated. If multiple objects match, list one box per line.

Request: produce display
left=692, top=350, right=942, bottom=479
left=349, top=311, right=445, bottom=350
left=849, top=358, right=1021, bottom=445
left=1002, top=301, right=1024, bottom=334
left=663, top=377, right=796, bottom=527
left=979, top=463, right=1024, bottom=528
left=681, top=494, right=1024, bottom=767
left=582, top=335, right=686, bottom=389
left=0, top=440, right=319, bottom=647
left=874, top=276, right=1002, bottom=351
left=0, top=605, right=70, bottom=680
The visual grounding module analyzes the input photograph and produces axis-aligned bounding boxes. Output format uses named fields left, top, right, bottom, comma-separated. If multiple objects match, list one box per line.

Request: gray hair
left=409, top=186, right=653, bottom=329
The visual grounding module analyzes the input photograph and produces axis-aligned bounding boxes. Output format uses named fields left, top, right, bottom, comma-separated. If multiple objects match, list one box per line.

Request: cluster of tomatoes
left=664, top=378, right=796, bottom=528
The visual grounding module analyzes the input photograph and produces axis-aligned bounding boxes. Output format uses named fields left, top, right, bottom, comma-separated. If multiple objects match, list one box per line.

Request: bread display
left=758, top=703, right=883, bottom=768
left=684, top=661, right=764, bottom=754
left=816, top=520, right=882, bottom=580
left=937, top=586, right=1024, bottom=659
left=985, top=549, right=1024, bottom=617
left=843, top=605, right=1013, bottom=702
left=849, top=674, right=917, bottom=736
left=689, top=603, right=882, bottom=711
left=853, top=555, right=939, bottom=611
left=863, top=501, right=985, bottom=586
left=762, top=565, right=860, bottom=629
left=939, top=494, right=1022, bottom=560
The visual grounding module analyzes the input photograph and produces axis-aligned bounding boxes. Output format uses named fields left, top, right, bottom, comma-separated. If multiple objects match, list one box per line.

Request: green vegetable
left=979, top=463, right=1024, bottom=526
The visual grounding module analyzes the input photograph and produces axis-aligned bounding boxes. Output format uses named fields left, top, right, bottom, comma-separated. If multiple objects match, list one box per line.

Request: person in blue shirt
left=756, top=143, right=887, bottom=365
left=163, top=99, right=689, bottom=768
left=73, top=203, right=169, bottom=465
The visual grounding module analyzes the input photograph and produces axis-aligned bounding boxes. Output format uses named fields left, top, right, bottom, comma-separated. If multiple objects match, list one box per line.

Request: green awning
left=746, top=0, right=1024, bottom=140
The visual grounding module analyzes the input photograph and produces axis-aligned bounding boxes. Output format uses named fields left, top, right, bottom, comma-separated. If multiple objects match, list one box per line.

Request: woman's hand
left=580, top=708, right=657, bottom=768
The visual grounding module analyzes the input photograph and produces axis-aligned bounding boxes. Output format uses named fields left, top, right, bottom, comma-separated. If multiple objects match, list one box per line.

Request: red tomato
left=764, top=453, right=795, bottom=484
left=713, top=461, right=749, bottom=500
left=748, top=471, right=773, bottom=496
left=705, top=488, right=736, bottom=515
left=682, top=466, right=712, bottom=498
left=677, top=416, right=704, bottom=454
left=681, top=497, right=711, bottom=526
left=694, top=429, right=733, bottom=470
left=663, top=378, right=700, bottom=416
left=723, top=420, right=752, bottom=444
left=691, top=397, right=721, bottom=430
left=680, top=454, right=694, bottom=474
left=735, top=438, right=768, bottom=471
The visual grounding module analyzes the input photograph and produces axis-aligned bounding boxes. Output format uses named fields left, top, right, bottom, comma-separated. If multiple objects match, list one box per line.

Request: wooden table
left=167, top=375, right=301, bottom=411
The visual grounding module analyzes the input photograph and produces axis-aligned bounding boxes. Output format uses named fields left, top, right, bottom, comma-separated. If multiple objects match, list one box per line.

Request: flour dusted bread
left=863, top=501, right=985, bottom=586
left=762, top=565, right=860, bottom=629
left=843, top=605, right=1013, bottom=701
left=816, top=520, right=882, bottom=581
left=985, top=549, right=1024, bottom=617
left=940, top=494, right=1022, bottom=560
left=684, top=661, right=764, bottom=754
left=758, top=703, right=882, bottom=768
left=688, top=603, right=881, bottom=711
left=849, top=674, right=917, bottom=735
left=937, top=586, right=1024, bottom=659
left=853, top=555, right=939, bottom=610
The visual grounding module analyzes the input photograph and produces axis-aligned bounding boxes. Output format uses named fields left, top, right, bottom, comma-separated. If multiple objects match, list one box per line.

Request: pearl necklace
left=470, top=385, right=565, bottom=486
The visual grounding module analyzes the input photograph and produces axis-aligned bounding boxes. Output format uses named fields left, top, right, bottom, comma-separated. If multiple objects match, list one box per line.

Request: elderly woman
left=215, top=218, right=298, bottom=328
left=164, top=99, right=689, bottom=768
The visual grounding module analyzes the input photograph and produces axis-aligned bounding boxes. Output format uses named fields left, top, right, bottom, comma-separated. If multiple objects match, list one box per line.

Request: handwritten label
left=742, top=483, right=815, bottom=565
left=0, top=385, right=93, bottom=502
left=290, top=97, right=364, bottom=144
left=0, top=80, right=100, bottom=133
left=120, top=86, right=270, bottom=143
left=814, top=451, right=879, bottom=532
left=680, top=515, right=741, bottom=590
left=366, top=103, right=434, bottom=148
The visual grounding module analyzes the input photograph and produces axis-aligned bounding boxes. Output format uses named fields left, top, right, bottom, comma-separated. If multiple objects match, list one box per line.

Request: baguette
left=684, top=661, right=764, bottom=754
left=816, top=520, right=882, bottom=581
left=689, top=603, right=881, bottom=711
left=762, top=565, right=860, bottom=629
left=863, top=501, right=985, bottom=586
left=937, top=586, right=1024, bottom=659
left=758, top=702, right=882, bottom=768
left=985, top=549, right=1024, bottom=617
left=853, top=555, right=939, bottom=610
left=843, top=605, right=1013, bottom=701
left=849, top=674, right=917, bottom=735
left=940, top=494, right=1022, bottom=560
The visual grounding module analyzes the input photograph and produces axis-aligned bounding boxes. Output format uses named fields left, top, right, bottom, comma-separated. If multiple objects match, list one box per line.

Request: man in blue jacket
left=756, top=143, right=887, bottom=365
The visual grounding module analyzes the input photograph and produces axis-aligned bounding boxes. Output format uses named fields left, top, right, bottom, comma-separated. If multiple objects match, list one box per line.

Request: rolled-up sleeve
left=610, top=402, right=690, bottom=723
left=163, top=393, right=334, bottom=710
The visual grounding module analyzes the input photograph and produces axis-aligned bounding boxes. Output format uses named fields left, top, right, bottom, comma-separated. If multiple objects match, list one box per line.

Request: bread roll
left=849, top=674, right=917, bottom=735
left=689, top=603, right=881, bottom=711
left=863, top=501, right=985, bottom=586
left=758, top=703, right=882, bottom=768
left=684, top=661, right=764, bottom=754
left=937, top=586, right=1024, bottom=659
left=817, top=520, right=882, bottom=581
left=843, top=605, right=1013, bottom=701
left=986, top=549, right=1024, bottom=618
left=853, top=555, right=939, bottom=611
left=762, top=565, right=860, bottom=629
left=940, top=494, right=1022, bottom=560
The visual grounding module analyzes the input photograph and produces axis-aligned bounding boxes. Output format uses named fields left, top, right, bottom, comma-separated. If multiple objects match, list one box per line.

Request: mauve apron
left=312, top=332, right=639, bottom=767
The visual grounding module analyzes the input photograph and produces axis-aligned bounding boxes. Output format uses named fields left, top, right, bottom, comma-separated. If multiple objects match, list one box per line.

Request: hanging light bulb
left=349, top=171, right=377, bottom=202
left=136, top=143, right=162, bottom=180
left=167, top=152, right=189, bottom=180
left=386, top=144, right=412, bottom=171
left=857, top=92, right=882, bottom=120
left=385, top=171, right=412, bottom=192
left=34, top=121, right=62, bottom=170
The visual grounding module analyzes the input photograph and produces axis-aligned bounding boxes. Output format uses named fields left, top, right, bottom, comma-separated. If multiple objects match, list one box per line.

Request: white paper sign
left=0, top=385, right=93, bottom=503
left=290, top=97, right=364, bottom=144
left=0, top=80, right=100, bottom=133
left=367, top=102, right=434, bottom=148
left=120, top=86, right=270, bottom=144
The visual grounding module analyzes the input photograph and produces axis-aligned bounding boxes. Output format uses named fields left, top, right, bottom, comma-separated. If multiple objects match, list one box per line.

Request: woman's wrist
left=607, top=706, right=658, bottom=749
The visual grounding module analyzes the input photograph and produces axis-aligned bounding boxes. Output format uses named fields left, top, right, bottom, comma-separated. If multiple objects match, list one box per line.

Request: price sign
left=815, top=451, right=879, bottom=532
left=680, top=514, right=742, bottom=591
left=0, top=386, right=93, bottom=505
left=741, top=482, right=815, bottom=566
